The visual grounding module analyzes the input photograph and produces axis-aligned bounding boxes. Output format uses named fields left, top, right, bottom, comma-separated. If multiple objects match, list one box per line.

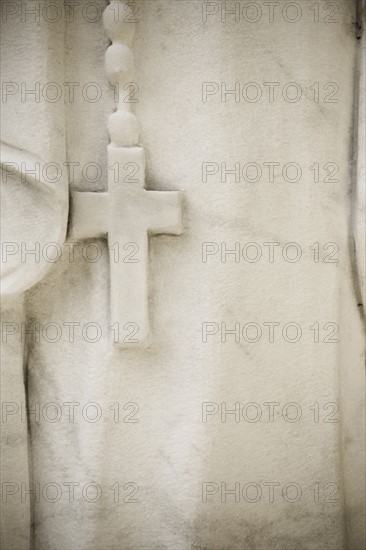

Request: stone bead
left=105, top=43, right=134, bottom=84
left=103, top=1, right=136, bottom=45
left=108, top=111, right=140, bottom=147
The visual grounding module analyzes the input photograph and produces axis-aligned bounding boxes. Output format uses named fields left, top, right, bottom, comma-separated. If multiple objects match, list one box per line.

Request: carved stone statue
left=1, top=1, right=365, bottom=549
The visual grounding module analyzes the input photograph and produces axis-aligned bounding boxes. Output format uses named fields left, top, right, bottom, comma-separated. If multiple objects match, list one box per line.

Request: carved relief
left=1, top=0, right=184, bottom=349
left=69, top=0, right=183, bottom=348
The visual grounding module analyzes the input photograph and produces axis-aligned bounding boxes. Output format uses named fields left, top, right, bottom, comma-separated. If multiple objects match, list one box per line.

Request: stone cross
left=68, top=1, right=183, bottom=349
left=69, top=145, right=183, bottom=349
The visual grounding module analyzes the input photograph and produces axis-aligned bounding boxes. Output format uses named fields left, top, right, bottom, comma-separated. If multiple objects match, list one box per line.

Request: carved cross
left=69, top=1, right=183, bottom=349
left=69, top=145, right=183, bottom=349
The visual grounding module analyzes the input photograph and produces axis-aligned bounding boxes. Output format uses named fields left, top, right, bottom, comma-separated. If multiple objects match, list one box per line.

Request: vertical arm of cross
left=109, top=224, right=150, bottom=348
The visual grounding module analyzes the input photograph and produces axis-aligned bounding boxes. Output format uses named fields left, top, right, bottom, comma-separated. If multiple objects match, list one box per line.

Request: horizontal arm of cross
left=144, top=191, right=184, bottom=236
left=68, top=192, right=110, bottom=241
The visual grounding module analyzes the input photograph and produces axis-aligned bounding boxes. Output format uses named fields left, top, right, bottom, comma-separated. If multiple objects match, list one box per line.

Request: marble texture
left=1, top=1, right=365, bottom=549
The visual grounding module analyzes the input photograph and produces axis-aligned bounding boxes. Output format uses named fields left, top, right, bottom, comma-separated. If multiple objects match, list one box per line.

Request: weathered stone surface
left=1, top=1, right=364, bottom=549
